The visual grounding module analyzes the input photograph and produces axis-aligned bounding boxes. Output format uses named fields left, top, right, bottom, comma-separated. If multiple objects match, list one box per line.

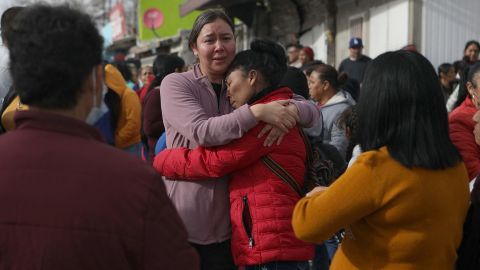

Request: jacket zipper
left=242, top=196, right=255, bottom=248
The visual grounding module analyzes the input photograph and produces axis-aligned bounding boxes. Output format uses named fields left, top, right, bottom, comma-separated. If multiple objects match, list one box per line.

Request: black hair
left=1, top=6, right=23, bottom=44
left=309, top=64, right=347, bottom=91
left=226, top=39, right=287, bottom=88
left=188, top=9, right=234, bottom=50
left=112, top=61, right=133, bottom=82
left=337, top=106, right=359, bottom=162
left=280, top=66, right=309, bottom=99
left=453, top=60, right=467, bottom=75
left=358, top=50, right=460, bottom=169
left=301, top=60, right=324, bottom=73
left=286, top=43, right=303, bottom=50
left=464, top=40, right=480, bottom=53
left=453, top=62, right=480, bottom=109
left=438, top=63, right=453, bottom=78
left=146, top=54, right=185, bottom=95
left=7, top=4, right=103, bottom=109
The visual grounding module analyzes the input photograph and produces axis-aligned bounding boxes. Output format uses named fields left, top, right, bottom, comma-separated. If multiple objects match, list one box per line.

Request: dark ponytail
left=227, top=39, right=287, bottom=87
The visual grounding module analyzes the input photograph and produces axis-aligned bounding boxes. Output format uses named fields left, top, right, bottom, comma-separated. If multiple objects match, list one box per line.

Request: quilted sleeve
left=153, top=124, right=278, bottom=180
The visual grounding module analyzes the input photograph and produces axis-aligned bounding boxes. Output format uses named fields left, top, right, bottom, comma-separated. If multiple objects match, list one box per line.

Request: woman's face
left=299, top=50, right=309, bottom=65
left=468, top=75, right=480, bottom=108
left=192, top=19, right=236, bottom=80
left=308, top=71, right=325, bottom=101
left=140, top=66, right=153, bottom=84
left=444, top=66, right=456, bottom=83
left=465, top=44, right=480, bottom=63
left=226, top=69, right=255, bottom=109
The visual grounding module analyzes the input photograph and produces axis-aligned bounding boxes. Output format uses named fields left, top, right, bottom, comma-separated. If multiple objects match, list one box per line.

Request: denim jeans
left=122, top=142, right=142, bottom=158
left=313, top=236, right=340, bottom=270
left=245, top=261, right=310, bottom=270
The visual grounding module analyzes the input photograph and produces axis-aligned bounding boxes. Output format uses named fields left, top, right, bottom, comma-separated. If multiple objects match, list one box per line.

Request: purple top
left=160, top=64, right=319, bottom=244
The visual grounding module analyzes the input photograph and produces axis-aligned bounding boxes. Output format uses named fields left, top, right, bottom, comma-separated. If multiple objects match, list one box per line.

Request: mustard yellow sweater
left=292, top=147, right=470, bottom=270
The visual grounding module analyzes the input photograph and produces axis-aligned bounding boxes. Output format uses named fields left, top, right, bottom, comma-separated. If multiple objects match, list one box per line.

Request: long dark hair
left=358, top=50, right=460, bottom=169
left=146, top=54, right=185, bottom=95
left=453, top=62, right=480, bottom=109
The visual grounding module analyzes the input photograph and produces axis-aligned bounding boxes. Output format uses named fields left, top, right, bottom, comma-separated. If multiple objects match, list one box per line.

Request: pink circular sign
left=143, top=8, right=164, bottom=29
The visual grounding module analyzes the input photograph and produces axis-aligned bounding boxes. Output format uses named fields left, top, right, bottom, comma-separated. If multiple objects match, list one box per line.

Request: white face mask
left=85, top=68, right=108, bottom=125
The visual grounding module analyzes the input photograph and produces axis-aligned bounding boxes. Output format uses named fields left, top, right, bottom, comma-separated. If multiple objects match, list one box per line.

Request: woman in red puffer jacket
left=154, top=40, right=314, bottom=270
left=449, top=62, right=480, bottom=181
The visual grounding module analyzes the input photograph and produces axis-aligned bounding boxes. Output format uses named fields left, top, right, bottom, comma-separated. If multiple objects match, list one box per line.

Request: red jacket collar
left=251, top=87, right=293, bottom=105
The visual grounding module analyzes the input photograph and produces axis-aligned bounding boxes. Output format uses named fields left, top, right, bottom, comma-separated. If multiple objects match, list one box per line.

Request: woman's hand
left=257, top=124, right=285, bottom=146
left=250, top=100, right=299, bottom=131
left=251, top=100, right=300, bottom=146
left=306, top=186, right=328, bottom=197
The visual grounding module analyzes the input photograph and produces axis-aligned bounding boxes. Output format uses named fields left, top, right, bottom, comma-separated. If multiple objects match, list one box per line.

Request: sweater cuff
left=236, top=104, right=258, bottom=132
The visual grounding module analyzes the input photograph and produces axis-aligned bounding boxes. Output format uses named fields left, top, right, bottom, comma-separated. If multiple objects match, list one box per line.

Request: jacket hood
left=105, top=64, right=128, bottom=95
left=322, top=90, right=356, bottom=108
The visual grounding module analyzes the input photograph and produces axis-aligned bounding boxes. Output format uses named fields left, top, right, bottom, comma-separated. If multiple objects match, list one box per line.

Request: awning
left=180, top=0, right=214, bottom=17
left=179, top=0, right=256, bottom=26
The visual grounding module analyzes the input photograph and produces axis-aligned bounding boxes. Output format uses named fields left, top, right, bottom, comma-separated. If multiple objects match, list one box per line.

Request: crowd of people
left=0, top=3, right=478, bottom=270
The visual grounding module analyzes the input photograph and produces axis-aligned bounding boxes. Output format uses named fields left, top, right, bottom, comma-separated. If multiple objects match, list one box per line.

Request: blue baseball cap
left=349, top=37, right=363, bottom=48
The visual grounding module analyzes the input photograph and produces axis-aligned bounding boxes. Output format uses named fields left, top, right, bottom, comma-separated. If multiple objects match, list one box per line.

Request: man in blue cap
left=339, top=37, right=371, bottom=85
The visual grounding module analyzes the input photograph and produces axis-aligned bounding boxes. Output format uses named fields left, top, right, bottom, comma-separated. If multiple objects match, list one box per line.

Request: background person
left=462, top=40, right=480, bottom=66
left=449, top=62, right=480, bottom=181
left=306, top=64, right=355, bottom=158
left=0, top=5, right=199, bottom=269
left=338, top=37, right=371, bottom=85
left=287, top=43, right=303, bottom=68
left=142, top=54, right=185, bottom=164
left=104, top=64, right=142, bottom=157
left=438, top=62, right=456, bottom=103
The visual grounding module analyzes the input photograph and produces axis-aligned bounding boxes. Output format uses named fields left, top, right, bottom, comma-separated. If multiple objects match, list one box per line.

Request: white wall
left=422, top=0, right=480, bottom=69
left=368, top=0, right=409, bottom=58
left=300, top=23, right=327, bottom=63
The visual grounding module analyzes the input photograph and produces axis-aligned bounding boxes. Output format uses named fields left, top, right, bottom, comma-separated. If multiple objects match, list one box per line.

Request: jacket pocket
left=242, top=196, right=255, bottom=248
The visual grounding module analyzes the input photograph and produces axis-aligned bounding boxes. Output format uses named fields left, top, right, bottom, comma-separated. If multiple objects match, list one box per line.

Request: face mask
left=85, top=68, right=108, bottom=125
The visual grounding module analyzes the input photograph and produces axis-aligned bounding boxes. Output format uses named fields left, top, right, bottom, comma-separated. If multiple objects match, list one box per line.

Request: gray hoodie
left=305, top=90, right=356, bottom=158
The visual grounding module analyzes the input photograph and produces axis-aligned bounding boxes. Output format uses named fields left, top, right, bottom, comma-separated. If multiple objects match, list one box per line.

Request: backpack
left=302, top=132, right=347, bottom=192
left=262, top=129, right=346, bottom=197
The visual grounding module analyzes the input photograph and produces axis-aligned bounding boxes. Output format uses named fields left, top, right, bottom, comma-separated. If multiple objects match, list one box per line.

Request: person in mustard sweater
left=104, top=64, right=142, bottom=156
left=292, top=50, right=470, bottom=270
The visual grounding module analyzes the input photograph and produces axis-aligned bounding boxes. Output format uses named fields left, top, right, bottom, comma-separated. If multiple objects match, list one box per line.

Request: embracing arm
left=292, top=158, right=379, bottom=243
left=153, top=124, right=277, bottom=180
left=290, top=95, right=320, bottom=128
left=160, top=74, right=257, bottom=147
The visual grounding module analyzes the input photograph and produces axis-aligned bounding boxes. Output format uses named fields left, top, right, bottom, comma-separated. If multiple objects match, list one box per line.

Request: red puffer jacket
left=449, top=97, right=480, bottom=180
left=154, top=87, right=314, bottom=266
